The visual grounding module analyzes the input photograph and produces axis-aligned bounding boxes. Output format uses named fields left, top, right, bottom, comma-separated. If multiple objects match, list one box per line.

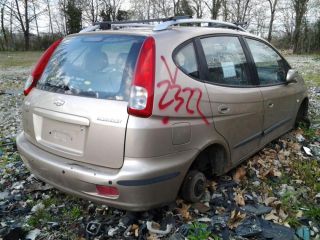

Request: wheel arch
left=188, top=141, right=231, bottom=177
left=295, top=97, right=309, bottom=127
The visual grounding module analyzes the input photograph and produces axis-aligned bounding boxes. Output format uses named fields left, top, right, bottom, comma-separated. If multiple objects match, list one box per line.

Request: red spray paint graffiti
left=157, top=56, right=209, bottom=125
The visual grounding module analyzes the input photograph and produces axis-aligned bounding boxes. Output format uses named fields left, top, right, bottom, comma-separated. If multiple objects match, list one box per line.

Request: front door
left=245, top=38, right=297, bottom=147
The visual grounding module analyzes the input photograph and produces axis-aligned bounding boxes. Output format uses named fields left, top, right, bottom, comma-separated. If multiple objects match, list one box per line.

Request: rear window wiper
left=41, top=82, right=70, bottom=91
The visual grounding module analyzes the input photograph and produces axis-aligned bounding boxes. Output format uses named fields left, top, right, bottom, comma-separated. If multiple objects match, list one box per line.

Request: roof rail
left=153, top=19, right=246, bottom=31
left=79, top=16, right=246, bottom=33
left=111, top=23, right=153, bottom=30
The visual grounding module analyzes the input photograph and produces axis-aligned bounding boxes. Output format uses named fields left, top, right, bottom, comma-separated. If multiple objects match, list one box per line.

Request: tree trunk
left=267, top=0, right=278, bottom=42
left=32, top=0, right=40, bottom=39
left=241, top=0, right=250, bottom=22
left=47, top=0, right=54, bottom=35
left=205, top=0, right=222, bottom=20
left=222, top=0, right=228, bottom=21
left=1, top=5, right=8, bottom=49
left=292, top=0, right=309, bottom=53
left=24, top=0, right=29, bottom=50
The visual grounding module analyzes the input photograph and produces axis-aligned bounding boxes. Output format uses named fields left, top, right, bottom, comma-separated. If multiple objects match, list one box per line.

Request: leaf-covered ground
left=0, top=52, right=319, bottom=240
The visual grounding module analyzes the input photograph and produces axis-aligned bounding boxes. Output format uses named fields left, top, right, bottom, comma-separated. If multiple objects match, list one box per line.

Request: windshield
left=37, top=34, right=145, bottom=100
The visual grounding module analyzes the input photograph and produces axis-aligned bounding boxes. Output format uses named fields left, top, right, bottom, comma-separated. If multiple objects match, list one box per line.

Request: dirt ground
left=0, top=52, right=319, bottom=240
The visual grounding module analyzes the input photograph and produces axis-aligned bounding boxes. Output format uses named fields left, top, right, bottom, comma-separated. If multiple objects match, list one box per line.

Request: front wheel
left=295, top=102, right=310, bottom=128
left=180, top=170, right=206, bottom=203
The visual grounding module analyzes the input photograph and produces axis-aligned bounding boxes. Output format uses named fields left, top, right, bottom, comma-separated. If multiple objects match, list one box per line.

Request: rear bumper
left=17, top=132, right=195, bottom=211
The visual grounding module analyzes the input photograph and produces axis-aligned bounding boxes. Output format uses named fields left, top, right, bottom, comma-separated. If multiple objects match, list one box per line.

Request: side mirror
left=286, top=69, right=298, bottom=84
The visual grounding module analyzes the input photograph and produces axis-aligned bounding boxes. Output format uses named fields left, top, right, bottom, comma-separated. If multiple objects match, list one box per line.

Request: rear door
left=23, top=34, right=145, bottom=169
left=199, top=35, right=264, bottom=164
left=244, top=38, right=297, bottom=147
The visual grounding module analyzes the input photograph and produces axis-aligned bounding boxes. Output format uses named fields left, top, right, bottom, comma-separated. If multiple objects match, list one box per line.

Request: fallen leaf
left=292, top=143, right=301, bottom=151
left=234, top=191, right=245, bottom=206
left=228, top=210, right=246, bottom=229
left=271, top=168, right=282, bottom=177
left=264, top=210, right=279, bottom=222
left=278, top=209, right=288, bottom=220
left=134, top=228, right=139, bottom=238
left=147, top=234, right=160, bottom=240
left=264, top=197, right=277, bottom=206
left=177, top=202, right=192, bottom=221
left=208, top=181, right=217, bottom=192
left=296, top=210, right=303, bottom=218
left=233, top=166, right=246, bottom=183
left=131, top=224, right=139, bottom=231
left=193, top=202, right=210, bottom=213
left=215, top=207, right=226, bottom=214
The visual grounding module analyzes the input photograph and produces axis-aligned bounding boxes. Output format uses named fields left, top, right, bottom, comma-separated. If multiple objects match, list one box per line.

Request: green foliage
left=187, top=222, right=212, bottom=240
left=117, top=10, right=131, bottom=21
left=27, top=209, right=53, bottom=227
left=70, top=206, right=82, bottom=220
left=298, top=122, right=317, bottom=140
left=305, top=206, right=320, bottom=222
left=286, top=216, right=301, bottom=228
left=273, top=19, right=320, bottom=54
left=177, top=0, right=193, bottom=16
left=65, top=0, right=82, bottom=34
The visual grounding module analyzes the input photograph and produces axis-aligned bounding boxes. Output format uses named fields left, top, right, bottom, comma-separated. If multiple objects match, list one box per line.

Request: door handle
left=268, top=102, right=274, bottom=108
left=218, top=105, right=230, bottom=114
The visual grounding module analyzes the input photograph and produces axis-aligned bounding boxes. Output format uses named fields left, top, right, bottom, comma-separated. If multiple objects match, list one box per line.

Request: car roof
left=75, top=26, right=263, bottom=42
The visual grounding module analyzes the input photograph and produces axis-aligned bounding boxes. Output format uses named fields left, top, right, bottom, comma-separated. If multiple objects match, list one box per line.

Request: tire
left=181, top=170, right=206, bottom=203
left=295, top=104, right=310, bottom=129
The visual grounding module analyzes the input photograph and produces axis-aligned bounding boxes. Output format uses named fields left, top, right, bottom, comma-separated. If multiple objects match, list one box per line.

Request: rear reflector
left=128, top=37, right=155, bottom=118
left=96, top=185, right=119, bottom=198
left=24, top=39, right=63, bottom=96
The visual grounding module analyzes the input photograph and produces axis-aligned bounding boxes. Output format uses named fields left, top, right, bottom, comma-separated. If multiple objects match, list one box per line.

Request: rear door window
left=200, top=36, right=251, bottom=86
left=37, top=34, right=145, bottom=100
left=246, top=38, right=288, bottom=85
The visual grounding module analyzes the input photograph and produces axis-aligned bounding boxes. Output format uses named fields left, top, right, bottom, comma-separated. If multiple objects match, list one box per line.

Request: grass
left=302, top=73, right=320, bottom=86
left=26, top=197, right=85, bottom=229
left=187, top=222, right=213, bottom=240
left=0, top=51, right=42, bottom=69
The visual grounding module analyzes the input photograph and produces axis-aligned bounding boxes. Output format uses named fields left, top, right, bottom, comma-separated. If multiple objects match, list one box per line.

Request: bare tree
left=82, top=0, right=101, bottom=23
left=228, top=0, right=252, bottom=23
left=279, top=1, right=294, bottom=42
left=46, top=0, right=54, bottom=35
left=205, top=0, right=222, bottom=19
left=267, top=0, right=278, bottom=42
left=101, top=0, right=122, bottom=21
left=0, top=0, right=8, bottom=49
left=191, top=0, right=205, bottom=18
left=292, top=0, right=309, bottom=53
left=31, top=0, right=40, bottom=39
left=221, top=0, right=229, bottom=21
left=14, top=0, right=30, bottom=50
left=251, top=3, right=267, bottom=36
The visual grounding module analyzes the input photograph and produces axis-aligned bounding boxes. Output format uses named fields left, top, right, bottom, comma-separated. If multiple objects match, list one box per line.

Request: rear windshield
left=37, top=34, right=145, bottom=100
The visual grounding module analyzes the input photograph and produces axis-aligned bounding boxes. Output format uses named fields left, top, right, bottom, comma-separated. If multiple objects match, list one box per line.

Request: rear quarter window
left=37, top=34, right=145, bottom=100
left=173, top=42, right=200, bottom=79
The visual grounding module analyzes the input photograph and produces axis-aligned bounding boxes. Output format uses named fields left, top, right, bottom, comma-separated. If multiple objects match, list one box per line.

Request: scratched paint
left=157, top=56, right=209, bottom=125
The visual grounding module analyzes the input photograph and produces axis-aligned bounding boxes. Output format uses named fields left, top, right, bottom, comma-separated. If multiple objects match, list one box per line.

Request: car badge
left=54, top=99, right=65, bottom=106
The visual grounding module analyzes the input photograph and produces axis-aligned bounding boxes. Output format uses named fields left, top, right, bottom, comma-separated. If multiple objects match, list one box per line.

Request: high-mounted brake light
left=24, top=39, right=63, bottom=96
left=128, top=37, right=155, bottom=118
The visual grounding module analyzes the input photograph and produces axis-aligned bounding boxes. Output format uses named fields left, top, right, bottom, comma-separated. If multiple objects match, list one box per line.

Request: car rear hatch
left=23, top=33, right=146, bottom=169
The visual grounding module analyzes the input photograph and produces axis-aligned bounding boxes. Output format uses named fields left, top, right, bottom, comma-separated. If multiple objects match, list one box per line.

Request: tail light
left=128, top=37, right=155, bottom=118
left=24, top=39, right=63, bottom=96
